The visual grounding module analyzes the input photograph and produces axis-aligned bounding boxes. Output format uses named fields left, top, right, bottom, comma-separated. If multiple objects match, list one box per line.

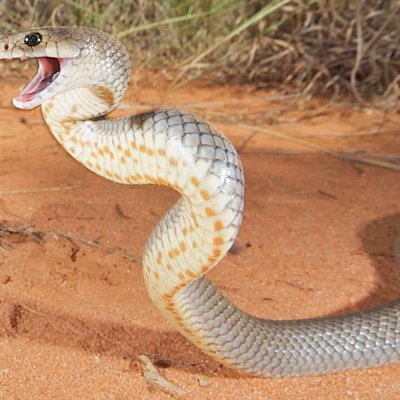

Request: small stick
left=0, top=224, right=140, bottom=264
left=0, top=185, right=84, bottom=196
left=139, top=354, right=187, bottom=398
left=238, top=124, right=400, bottom=171
left=301, top=128, right=400, bottom=138
left=237, top=131, right=257, bottom=153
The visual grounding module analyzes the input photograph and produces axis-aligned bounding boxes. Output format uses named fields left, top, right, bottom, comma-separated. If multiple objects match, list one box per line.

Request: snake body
left=0, top=26, right=399, bottom=377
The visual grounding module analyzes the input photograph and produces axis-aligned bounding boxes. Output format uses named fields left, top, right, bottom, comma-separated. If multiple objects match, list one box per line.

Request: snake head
left=0, top=26, right=129, bottom=110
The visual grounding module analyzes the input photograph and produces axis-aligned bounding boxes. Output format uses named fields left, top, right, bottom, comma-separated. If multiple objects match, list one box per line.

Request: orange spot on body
left=131, top=141, right=137, bottom=149
left=179, top=241, right=187, bottom=252
left=205, top=207, right=215, bottom=217
left=162, top=293, right=172, bottom=301
left=214, top=220, right=223, bottom=231
left=120, top=156, right=126, bottom=164
left=158, top=149, right=166, bottom=156
left=213, top=249, right=221, bottom=257
left=173, top=248, right=180, bottom=257
left=191, top=177, right=200, bottom=187
left=200, top=190, right=210, bottom=200
left=124, top=149, right=131, bottom=157
left=144, top=174, right=156, bottom=183
left=169, top=157, right=178, bottom=166
left=213, top=237, right=224, bottom=245
left=186, top=269, right=197, bottom=279
left=192, top=240, right=197, bottom=249
left=178, top=273, right=185, bottom=282
left=139, top=144, right=146, bottom=153
left=147, top=148, right=154, bottom=156
left=201, top=266, right=209, bottom=273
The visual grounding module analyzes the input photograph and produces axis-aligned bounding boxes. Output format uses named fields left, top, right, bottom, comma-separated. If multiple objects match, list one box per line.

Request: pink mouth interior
left=16, top=57, right=61, bottom=103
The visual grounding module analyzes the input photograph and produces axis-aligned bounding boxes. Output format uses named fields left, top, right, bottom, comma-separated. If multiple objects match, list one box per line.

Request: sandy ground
left=0, top=77, right=399, bottom=399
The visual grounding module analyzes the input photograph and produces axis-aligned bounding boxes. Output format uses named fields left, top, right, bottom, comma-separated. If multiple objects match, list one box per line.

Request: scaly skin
left=0, top=26, right=399, bottom=377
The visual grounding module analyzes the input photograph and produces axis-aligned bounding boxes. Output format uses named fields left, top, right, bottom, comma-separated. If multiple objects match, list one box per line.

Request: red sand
left=0, top=78, right=399, bottom=399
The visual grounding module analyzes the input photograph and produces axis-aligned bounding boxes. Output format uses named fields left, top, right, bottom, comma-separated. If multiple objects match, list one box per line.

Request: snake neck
left=42, top=85, right=116, bottom=128
left=41, top=86, right=123, bottom=175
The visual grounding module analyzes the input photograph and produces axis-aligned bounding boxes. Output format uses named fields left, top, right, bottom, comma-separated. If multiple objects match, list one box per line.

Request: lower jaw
left=13, top=95, right=42, bottom=110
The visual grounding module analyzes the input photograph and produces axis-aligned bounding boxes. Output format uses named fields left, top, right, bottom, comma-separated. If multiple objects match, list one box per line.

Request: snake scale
left=0, top=26, right=398, bottom=377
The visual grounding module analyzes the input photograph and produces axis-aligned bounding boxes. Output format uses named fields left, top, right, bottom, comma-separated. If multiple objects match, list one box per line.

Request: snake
left=0, top=26, right=399, bottom=377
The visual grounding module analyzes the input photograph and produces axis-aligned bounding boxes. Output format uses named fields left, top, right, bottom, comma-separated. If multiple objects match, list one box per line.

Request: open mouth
left=16, top=57, right=65, bottom=103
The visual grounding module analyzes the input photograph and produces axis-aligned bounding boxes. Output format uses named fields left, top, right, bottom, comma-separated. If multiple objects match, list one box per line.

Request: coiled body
left=0, top=26, right=399, bottom=377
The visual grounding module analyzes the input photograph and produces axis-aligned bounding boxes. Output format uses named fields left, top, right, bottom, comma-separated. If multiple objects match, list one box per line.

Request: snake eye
left=24, top=32, right=42, bottom=47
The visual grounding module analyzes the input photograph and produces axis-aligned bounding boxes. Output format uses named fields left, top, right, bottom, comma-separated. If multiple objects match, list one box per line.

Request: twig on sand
left=0, top=223, right=140, bottom=263
left=300, top=128, right=400, bottom=138
left=179, top=93, right=302, bottom=109
left=340, top=155, right=400, bottom=171
left=19, top=117, right=46, bottom=125
left=0, top=185, right=84, bottom=196
left=237, top=131, right=257, bottom=153
left=20, top=304, right=48, bottom=318
left=139, top=354, right=187, bottom=398
left=237, top=124, right=400, bottom=171
left=197, top=376, right=211, bottom=387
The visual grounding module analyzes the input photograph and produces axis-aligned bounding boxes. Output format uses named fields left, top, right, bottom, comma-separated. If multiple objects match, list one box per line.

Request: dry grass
left=0, top=0, right=399, bottom=106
